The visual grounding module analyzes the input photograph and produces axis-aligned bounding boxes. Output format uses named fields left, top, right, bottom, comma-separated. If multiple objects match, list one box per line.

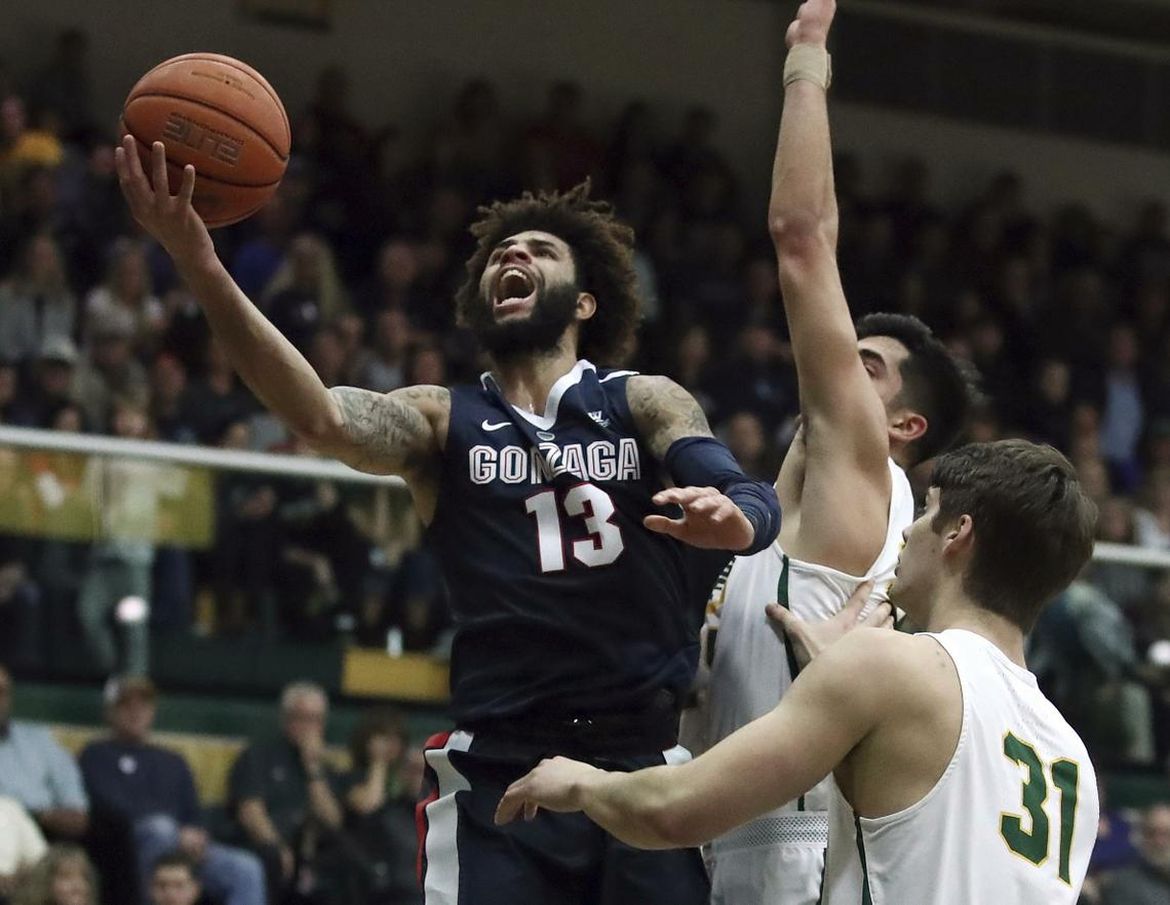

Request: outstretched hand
left=494, top=756, right=601, bottom=825
left=644, top=487, right=756, bottom=552
left=766, top=579, right=892, bottom=670
left=115, top=136, right=214, bottom=266
left=786, top=0, right=837, bottom=49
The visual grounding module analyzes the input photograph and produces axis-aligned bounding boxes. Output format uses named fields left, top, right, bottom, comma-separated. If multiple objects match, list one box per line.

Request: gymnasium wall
left=5, top=0, right=1170, bottom=223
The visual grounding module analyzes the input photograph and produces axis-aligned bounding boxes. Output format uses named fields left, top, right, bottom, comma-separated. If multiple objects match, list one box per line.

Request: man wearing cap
left=72, top=317, right=148, bottom=433
left=13, top=335, right=81, bottom=428
left=78, top=676, right=265, bottom=905
left=0, top=664, right=89, bottom=842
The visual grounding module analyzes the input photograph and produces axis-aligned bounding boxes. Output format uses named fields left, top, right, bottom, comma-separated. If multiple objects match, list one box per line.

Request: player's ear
left=942, top=514, right=974, bottom=554
left=575, top=292, right=597, bottom=322
left=889, top=411, right=927, bottom=446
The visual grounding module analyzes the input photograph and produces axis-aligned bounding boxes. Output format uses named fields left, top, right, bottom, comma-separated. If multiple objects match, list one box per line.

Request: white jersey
left=680, top=459, right=914, bottom=905
left=823, top=629, right=1099, bottom=905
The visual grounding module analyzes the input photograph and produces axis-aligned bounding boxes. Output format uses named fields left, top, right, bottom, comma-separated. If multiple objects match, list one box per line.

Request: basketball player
left=498, top=439, right=1101, bottom=905
left=681, top=1, right=976, bottom=901
left=114, top=142, right=781, bottom=905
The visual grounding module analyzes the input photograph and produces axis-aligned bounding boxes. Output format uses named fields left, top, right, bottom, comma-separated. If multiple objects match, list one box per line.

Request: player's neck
left=927, top=590, right=1028, bottom=668
left=490, top=342, right=580, bottom=417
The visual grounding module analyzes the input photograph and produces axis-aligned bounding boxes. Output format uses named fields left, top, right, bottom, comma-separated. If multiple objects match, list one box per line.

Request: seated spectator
left=148, top=852, right=201, bottom=905
left=0, top=233, right=76, bottom=366
left=83, top=239, right=165, bottom=352
left=0, top=794, right=48, bottom=899
left=1097, top=803, right=1170, bottom=904
left=228, top=681, right=343, bottom=903
left=12, top=336, right=81, bottom=429
left=0, top=665, right=88, bottom=842
left=339, top=708, right=420, bottom=904
left=72, top=319, right=149, bottom=435
left=78, top=676, right=265, bottom=905
left=12, top=844, right=97, bottom=905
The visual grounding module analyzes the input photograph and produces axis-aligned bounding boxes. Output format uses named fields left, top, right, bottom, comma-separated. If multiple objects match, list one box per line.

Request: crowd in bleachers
left=4, top=24, right=1170, bottom=903
left=0, top=664, right=424, bottom=905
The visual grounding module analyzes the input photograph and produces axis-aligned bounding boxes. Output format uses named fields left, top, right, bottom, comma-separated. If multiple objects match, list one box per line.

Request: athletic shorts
left=709, top=813, right=829, bottom=905
left=416, top=729, right=709, bottom=905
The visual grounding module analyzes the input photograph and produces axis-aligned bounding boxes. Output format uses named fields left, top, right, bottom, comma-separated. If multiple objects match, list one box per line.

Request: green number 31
left=1000, top=733, right=1080, bottom=884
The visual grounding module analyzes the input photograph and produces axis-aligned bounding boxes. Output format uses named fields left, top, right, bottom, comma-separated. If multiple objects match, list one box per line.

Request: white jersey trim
left=422, top=730, right=474, bottom=905
left=477, top=359, right=598, bottom=431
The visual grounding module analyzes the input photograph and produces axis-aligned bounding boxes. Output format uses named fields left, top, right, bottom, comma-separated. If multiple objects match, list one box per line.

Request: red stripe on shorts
left=416, top=731, right=451, bottom=885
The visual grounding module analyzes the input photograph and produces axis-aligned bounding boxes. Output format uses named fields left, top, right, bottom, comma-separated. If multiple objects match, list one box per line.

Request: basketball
left=121, top=53, right=290, bottom=228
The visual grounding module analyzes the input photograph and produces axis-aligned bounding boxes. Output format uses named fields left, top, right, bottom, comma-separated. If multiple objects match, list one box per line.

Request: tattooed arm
left=626, top=375, right=713, bottom=459
left=627, top=375, right=780, bottom=553
left=114, top=137, right=448, bottom=495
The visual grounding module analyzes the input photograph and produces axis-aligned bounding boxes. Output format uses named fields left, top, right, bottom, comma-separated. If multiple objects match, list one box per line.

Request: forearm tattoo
left=626, top=375, right=713, bottom=460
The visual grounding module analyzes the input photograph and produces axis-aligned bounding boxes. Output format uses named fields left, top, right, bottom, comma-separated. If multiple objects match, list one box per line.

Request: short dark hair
left=454, top=182, right=641, bottom=365
left=348, top=706, right=409, bottom=772
left=855, top=312, right=979, bottom=464
left=931, top=440, right=1098, bottom=632
left=151, top=851, right=198, bottom=880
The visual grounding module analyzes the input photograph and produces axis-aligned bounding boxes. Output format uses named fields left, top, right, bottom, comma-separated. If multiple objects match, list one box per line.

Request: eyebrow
left=492, top=237, right=562, bottom=256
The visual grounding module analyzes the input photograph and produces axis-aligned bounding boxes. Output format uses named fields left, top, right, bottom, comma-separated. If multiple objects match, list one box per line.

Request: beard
left=467, top=280, right=582, bottom=361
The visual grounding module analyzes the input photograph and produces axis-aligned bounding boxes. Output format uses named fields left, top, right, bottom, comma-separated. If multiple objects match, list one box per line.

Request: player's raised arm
left=115, top=138, right=447, bottom=489
left=626, top=375, right=780, bottom=553
left=768, top=0, right=887, bottom=468
left=496, top=628, right=906, bottom=848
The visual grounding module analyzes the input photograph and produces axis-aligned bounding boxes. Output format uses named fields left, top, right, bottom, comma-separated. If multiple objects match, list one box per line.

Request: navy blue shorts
left=416, top=729, right=710, bottom=905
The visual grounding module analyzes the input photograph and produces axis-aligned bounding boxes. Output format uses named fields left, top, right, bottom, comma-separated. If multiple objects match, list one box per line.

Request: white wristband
left=784, top=43, right=832, bottom=90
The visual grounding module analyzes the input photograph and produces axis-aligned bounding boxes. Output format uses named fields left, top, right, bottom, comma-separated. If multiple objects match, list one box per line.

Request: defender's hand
left=495, top=756, right=601, bottom=825
left=766, top=579, right=891, bottom=669
left=115, top=136, right=214, bottom=267
left=786, top=0, right=837, bottom=49
left=644, top=487, right=755, bottom=551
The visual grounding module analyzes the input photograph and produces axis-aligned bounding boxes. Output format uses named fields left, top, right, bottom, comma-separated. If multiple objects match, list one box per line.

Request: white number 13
left=525, top=484, right=625, bottom=573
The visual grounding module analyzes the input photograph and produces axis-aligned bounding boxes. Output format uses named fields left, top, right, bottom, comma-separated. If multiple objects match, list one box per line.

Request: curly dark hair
left=454, top=182, right=641, bottom=365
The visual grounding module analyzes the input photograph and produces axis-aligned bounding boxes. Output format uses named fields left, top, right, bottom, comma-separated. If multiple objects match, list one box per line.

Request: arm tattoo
left=329, top=385, right=448, bottom=475
left=626, top=375, right=713, bottom=460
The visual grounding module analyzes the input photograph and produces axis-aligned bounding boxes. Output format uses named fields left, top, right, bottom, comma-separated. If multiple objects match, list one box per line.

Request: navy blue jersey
left=428, top=360, right=732, bottom=723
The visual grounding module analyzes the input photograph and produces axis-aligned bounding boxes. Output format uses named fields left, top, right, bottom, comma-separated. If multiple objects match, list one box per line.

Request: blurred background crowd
left=2, top=17, right=1170, bottom=905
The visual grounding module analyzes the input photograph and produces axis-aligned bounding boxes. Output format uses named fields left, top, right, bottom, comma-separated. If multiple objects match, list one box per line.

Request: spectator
left=11, top=844, right=97, bottom=905
left=1134, top=466, right=1170, bottom=552
left=13, top=336, right=80, bottom=429
left=261, top=233, right=349, bottom=353
left=76, top=398, right=159, bottom=675
left=78, top=676, right=265, bottom=905
left=147, top=853, right=201, bottom=905
left=339, top=708, right=420, bottom=904
left=0, top=795, right=48, bottom=898
left=228, top=681, right=343, bottom=903
left=1099, top=322, right=1145, bottom=491
left=721, top=411, right=780, bottom=482
left=184, top=339, right=254, bottom=446
left=355, top=309, right=412, bottom=394
left=0, top=665, right=88, bottom=842
left=0, top=233, right=76, bottom=366
left=71, top=318, right=149, bottom=434
left=83, top=239, right=164, bottom=352
left=1098, top=803, right=1170, bottom=904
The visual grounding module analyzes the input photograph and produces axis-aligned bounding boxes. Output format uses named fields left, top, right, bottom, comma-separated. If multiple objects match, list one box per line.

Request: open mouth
left=493, top=266, right=537, bottom=315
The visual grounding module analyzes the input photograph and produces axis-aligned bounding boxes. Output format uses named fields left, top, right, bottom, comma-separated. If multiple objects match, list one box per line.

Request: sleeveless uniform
left=823, top=629, right=1098, bottom=905
left=684, top=459, right=913, bottom=905
left=418, top=360, right=731, bottom=905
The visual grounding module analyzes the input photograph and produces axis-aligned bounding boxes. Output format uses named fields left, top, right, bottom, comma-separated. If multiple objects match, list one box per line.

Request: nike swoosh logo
left=482, top=420, right=513, bottom=432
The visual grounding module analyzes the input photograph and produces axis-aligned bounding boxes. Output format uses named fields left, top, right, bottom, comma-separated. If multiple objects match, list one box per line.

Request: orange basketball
left=121, top=53, right=290, bottom=228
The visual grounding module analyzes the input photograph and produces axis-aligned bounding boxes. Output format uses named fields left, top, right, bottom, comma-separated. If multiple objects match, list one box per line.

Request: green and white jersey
left=679, top=460, right=913, bottom=905
left=824, top=629, right=1099, bottom=905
